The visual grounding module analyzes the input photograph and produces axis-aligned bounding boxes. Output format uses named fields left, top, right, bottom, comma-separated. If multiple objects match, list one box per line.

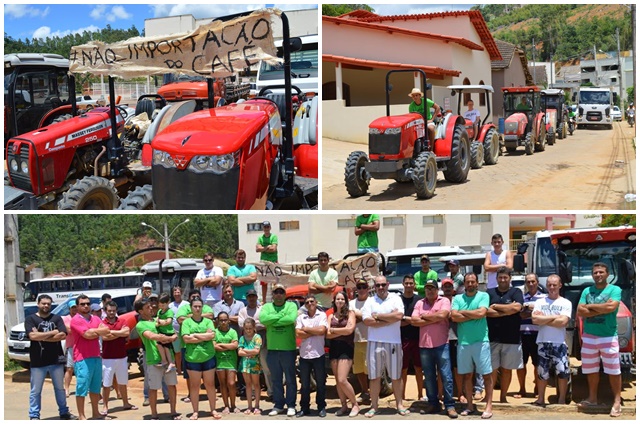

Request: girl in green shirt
left=215, top=311, right=239, bottom=414
left=181, top=297, right=220, bottom=420
left=238, top=318, right=263, bottom=415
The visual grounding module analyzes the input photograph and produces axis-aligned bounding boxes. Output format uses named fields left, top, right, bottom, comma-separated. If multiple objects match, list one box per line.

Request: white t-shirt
left=195, top=266, right=224, bottom=303
left=533, top=296, right=572, bottom=344
left=169, top=300, right=189, bottom=333
left=463, top=108, right=481, bottom=124
left=361, top=292, right=403, bottom=344
left=487, top=250, right=507, bottom=289
left=349, top=297, right=369, bottom=343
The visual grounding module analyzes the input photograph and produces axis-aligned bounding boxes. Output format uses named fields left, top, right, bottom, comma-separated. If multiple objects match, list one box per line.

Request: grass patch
left=4, top=351, right=23, bottom=372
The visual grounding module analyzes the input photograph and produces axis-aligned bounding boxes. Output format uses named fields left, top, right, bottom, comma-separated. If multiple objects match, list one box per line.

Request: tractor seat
left=264, top=93, right=288, bottom=125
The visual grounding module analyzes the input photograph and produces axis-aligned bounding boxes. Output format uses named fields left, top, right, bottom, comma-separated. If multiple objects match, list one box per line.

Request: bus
left=22, top=272, right=145, bottom=316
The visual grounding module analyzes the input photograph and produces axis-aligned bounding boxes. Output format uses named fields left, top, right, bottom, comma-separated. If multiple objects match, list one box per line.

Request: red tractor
left=541, top=88, right=569, bottom=143
left=344, top=70, right=470, bottom=200
left=158, top=74, right=250, bottom=107
left=448, top=84, right=500, bottom=169
left=501, top=86, right=546, bottom=155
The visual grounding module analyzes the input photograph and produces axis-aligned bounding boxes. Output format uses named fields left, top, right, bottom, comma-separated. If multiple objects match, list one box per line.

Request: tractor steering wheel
left=116, top=105, right=129, bottom=120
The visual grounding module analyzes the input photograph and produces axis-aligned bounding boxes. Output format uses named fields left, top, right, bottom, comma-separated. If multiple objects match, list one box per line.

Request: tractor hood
left=151, top=101, right=274, bottom=156
left=369, top=113, right=422, bottom=131
left=504, top=112, right=528, bottom=125
left=157, top=81, right=223, bottom=101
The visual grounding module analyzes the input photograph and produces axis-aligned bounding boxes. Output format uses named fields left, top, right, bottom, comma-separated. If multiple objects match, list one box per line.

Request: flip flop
left=244, top=408, right=252, bottom=415
left=253, top=408, right=262, bottom=416
left=189, top=412, right=199, bottom=420
left=481, top=411, right=493, bottom=419
left=532, top=401, right=545, bottom=408
left=123, top=405, right=139, bottom=411
left=212, top=411, right=223, bottom=420
left=610, top=406, right=622, bottom=417
left=181, top=397, right=191, bottom=403
left=364, top=409, right=378, bottom=418
left=171, top=413, right=182, bottom=420
left=397, top=408, right=410, bottom=416
left=513, top=393, right=523, bottom=399
left=460, top=408, right=476, bottom=416
left=99, top=410, right=109, bottom=417
left=579, top=400, right=598, bottom=407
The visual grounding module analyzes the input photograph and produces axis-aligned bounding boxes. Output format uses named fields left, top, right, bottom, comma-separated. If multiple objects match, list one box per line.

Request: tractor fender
left=476, top=124, right=495, bottom=143
left=294, top=143, right=319, bottom=179
left=434, top=115, right=465, bottom=158
left=38, top=105, right=74, bottom=128
left=534, top=112, right=546, bottom=137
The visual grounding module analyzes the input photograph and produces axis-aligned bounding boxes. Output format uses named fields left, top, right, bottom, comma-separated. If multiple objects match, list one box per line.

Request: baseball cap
left=263, top=221, right=271, bottom=227
left=90, top=304, right=101, bottom=312
left=441, top=278, right=455, bottom=287
left=447, top=259, right=460, bottom=266
left=142, top=281, right=153, bottom=288
left=246, top=289, right=258, bottom=297
left=68, top=300, right=77, bottom=308
left=420, top=255, right=430, bottom=261
left=424, top=279, right=438, bottom=288
left=272, top=283, right=286, bottom=292
left=148, top=293, right=159, bottom=299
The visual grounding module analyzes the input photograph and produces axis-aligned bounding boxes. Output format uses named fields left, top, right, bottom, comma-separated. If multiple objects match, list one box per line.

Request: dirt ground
left=4, top=361, right=635, bottom=420
left=322, top=122, right=636, bottom=210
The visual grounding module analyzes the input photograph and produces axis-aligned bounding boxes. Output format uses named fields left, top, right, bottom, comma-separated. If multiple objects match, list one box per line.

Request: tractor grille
left=369, top=133, right=401, bottom=155
left=152, top=165, right=240, bottom=210
left=6, top=143, right=33, bottom=192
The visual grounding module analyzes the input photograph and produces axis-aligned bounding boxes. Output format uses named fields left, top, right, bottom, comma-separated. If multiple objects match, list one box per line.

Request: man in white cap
left=135, top=281, right=154, bottom=303
left=408, top=88, right=441, bottom=143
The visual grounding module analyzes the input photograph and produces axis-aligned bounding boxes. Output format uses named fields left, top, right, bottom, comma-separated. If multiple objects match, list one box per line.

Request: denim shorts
left=185, top=356, right=217, bottom=372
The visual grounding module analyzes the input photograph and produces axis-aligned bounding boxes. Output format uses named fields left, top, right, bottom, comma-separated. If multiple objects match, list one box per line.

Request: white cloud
left=106, top=6, right=133, bottom=23
left=150, top=3, right=315, bottom=19
left=90, top=5, right=107, bottom=20
left=32, top=25, right=101, bottom=40
left=4, top=4, right=50, bottom=19
left=372, top=4, right=473, bottom=16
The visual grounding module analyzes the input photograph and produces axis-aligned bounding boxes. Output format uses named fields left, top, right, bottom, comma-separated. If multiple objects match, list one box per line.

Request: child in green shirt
left=156, top=293, right=177, bottom=373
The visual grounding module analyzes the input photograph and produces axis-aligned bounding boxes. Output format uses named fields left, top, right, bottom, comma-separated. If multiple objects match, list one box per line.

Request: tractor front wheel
left=470, top=140, right=484, bottom=169
left=58, top=176, right=119, bottom=210
left=413, top=151, right=437, bottom=199
left=344, top=151, right=370, bottom=197
left=443, top=123, right=470, bottom=184
left=547, top=127, right=556, bottom=145
left=524, top=133, right=535, bottom=155
left=535, top=125, right=546, bottom=152
left=483, top=128, right=500, bottom=165
left=118, top=185, right=154, bottom=210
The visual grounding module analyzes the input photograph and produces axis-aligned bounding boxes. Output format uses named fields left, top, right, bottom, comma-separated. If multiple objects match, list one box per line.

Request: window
left=247, top=222, right=263, bottom=232
left=337, top=219, right=355, bottom=228
left=470, top=214, right=491, bottom=223
left=463, top=77, right=471, bottom=104
left=279, top=221, right=300, bottom=231
left=479, top=80, right=486, bottom=106
left=423, top=215, right=444, bottom=225
left=383, top=216, right=403, bottom=226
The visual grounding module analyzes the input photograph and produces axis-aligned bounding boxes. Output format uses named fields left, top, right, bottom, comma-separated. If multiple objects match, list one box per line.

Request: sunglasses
left=356, top=285, right=369, bottom=289
left=273, top=290, right=285, bottom=294
left=203, top=259, right=213, bottom=263
left=305, top=300, right=315, bottom=305
left=78, top=302, right=91, bottom=306
left=375, top=284, right=387, bottom=288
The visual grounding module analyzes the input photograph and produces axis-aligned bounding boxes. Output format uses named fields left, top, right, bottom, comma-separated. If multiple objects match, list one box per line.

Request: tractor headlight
left=369, top=128, right=381, bottom=135
left=188, top=150, right=240, bottom=175
left=384, top=127, right=402, bottom=135
left=152, top=149, right=176, bottom=169
left=20, top=160, right=29, bottom=174
left=619, top=337, right=628, bottom=348
left=10, top=159, right=18, bottom=172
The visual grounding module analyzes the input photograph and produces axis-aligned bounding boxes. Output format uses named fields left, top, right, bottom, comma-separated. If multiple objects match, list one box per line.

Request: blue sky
left=3, top=3, right=319, bottom=41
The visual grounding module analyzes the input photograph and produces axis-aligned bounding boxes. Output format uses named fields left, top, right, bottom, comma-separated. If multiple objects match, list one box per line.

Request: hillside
left=474, top=4, right=633, bottom=62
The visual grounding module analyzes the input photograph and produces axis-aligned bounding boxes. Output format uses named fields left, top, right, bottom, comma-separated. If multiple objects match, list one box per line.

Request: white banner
left=69, top=9, right=281, bottom=79
left=252, top=253, right=380, bottom=289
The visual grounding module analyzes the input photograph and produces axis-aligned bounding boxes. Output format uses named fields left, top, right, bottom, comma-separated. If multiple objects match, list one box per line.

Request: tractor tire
left=535, top=126, right=546, bottom=152
left=483, top=128, right=500, bottom=165
left=344, top=151, right=370, bottom=197
left=524, top=133, right=535, bottom=155
left=562, top=123, right=567, bottom=139
left=118, top=185, right=154, bottom=210
left=58, top=176, right=119, bottom=210
left=135, top=98, right=155, bottom=117
left=470, top=140, right=484, bottom=169
left=443, top=123, right=470, bottom=184
left=547, top=128, right=556, bottom=145
left=413, top=151, right=437, bottom=199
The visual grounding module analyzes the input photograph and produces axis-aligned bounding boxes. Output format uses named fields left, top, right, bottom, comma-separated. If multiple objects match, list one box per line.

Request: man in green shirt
left=408, top=88, right=441, bottom=143
left=259, top=283, right=299, bottom=417
left=256, top=221, right=278, bottom=303
left=135, top=299, right=180, bottom=420
left=355, top=214, right=380, bottom=253
left=515, top=96, right=531, bottom=111
left=308, top=251, right=339, bottom=310
left=413, top=255, right=438, bottom=297
left=226, top=249, right=258, bottom=303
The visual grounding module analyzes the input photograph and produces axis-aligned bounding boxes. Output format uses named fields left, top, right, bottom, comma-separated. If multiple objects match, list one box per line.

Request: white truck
left=573, top=86, right=617, bottom=129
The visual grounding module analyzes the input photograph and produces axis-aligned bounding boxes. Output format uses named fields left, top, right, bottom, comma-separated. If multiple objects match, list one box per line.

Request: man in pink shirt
left=62, top=300, right=78, bottom=398
left=70, top=294, right=111, bottom=420
left=411, top=280, right=457, bottom=418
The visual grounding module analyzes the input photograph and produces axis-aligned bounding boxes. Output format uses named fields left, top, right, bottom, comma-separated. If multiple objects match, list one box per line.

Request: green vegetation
left=4, top=351, right=22, bottom=372
left=322, top=4, right=375, bottom=17
left=18, top=215, right=238, bottom=275
left=600, top=215, right=636, bottom=227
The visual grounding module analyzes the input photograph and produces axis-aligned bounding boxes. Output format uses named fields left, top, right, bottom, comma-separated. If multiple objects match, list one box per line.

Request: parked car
left=75, top=95, right=105, bottom=110
left=611, top=106, right=623, bottom=121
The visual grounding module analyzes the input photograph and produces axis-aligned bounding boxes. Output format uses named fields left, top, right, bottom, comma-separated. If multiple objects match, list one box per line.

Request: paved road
left=322, top=122, right=636, bottom=210
left=4, top=361, right=635, bottom=420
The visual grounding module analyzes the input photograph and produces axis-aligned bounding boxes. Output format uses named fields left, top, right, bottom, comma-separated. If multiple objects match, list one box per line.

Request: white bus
left=255, top=34, right=318, bottom=95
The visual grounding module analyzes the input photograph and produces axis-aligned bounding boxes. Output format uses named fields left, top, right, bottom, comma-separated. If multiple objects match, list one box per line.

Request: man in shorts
left=136, top=298, right=180, bottom=420
left=71, top=294, right=111, bottom=420
left=399, top=275, right=423, bottom=401
left=577, top=262, right=623, bottom=417
left=451, top=272, right=494, bottom=419
left=531, top=274, right=571, bottom=406
left=517, top=273, right=546, bottom=398
left=486, top=267, right=524, bottom=403
left=362, top=276, right=408, bottom=416
left=101, top=300, right=136, bottom=415
left=349, top=278, right=371, bottom=403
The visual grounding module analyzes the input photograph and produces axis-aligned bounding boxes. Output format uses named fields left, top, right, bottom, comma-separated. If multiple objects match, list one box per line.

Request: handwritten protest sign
left=69, top=9, right=281, bottom=79
left=252, top=253, right=380, bottom=289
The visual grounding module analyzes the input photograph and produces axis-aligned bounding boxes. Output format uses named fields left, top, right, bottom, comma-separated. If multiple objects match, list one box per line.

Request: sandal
left=123, top=404, right=139, bottom=411
left=189, top=412, right=199, bottom=420
left=349, top=406, right=360, bottom=418
left=212, top=411, right=223, bottom=420
left=610, top=405, right=622, bottom=418
left=364, top=409, right=378, bottom=418
left=233, top=407, right=241, bottom=414
left=460, top=408, right=477, bottom=416
left=335, top=407, right=349, bottom=417
left=171, top=413, right=182, bottom=420
left=481, top=411, right=493, bottom=419
left=244, top=408, right=252, bottom=415
left=397, top=408, right=410, bottom=416
left=532, top=401, right=545, bottom=408
left=181, top=397, right=191, bottom=403
left=222, top=407, right=230, bottom=415
left=253, top=408, right=262, bottom=416
left=579, top=400, right=598, bottom=407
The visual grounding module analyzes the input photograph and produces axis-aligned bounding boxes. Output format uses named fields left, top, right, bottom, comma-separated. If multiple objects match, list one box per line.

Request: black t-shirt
left=25, top=313, right=67, bottom=368
left=400, top=294, right=420, bottom=340
left=487, top=287, right=524, bottom=344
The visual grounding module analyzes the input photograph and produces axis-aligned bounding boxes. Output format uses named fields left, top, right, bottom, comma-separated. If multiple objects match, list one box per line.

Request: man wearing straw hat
left=409, top=87, right=441, bottom=143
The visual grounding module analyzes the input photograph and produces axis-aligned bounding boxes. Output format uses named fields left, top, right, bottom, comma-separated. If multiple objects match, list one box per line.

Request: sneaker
left=318, top=409, right=327, bottom=418
left=143, top=398, right=150, bottom=407
left=295, top=410, right=309, bottom=418
left=60, top=413, right=78, bottom=420
left=287, top=408, right=296, bottom=417
left=447, top=408, right=458, bottom=419
left=268, top=408, right=284, bottom=416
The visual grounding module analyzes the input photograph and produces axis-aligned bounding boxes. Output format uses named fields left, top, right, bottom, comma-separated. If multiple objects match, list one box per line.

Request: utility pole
left=616, top=27, right=623, bottom=106
left=532, top=38, right=536, bottom=85
left=593, top=45, right=599, bottom=86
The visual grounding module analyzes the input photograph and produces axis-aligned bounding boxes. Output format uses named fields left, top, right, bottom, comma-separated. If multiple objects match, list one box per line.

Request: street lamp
left=141, top=219, right=190, bottom=259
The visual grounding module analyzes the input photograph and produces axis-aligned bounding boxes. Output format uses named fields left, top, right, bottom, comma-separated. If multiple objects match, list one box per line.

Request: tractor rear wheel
left=344, top=151, right=370, bottom=197
left=413, top=151, right=437, bottom=199
left=470, top=140, right=484, bottom=169
left=58, top=176, right=119, bottom=210
left=443, top=124, right=470, bottom=183
left=535, top=125, right=546, bottom=152
left=547, top=127, right=556, bottom=145
left=524, top=133, right=534, bottom=155
left=483, top=128, right=500, bottom=165
left=118, top=185, right=154, bottom=210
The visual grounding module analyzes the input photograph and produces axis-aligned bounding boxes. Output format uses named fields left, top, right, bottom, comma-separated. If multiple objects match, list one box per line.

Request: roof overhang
left=323, top=54, right=461, bottom=79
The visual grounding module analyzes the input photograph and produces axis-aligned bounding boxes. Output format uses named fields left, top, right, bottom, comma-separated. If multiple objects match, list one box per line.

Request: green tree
left=322, top=4, right=374, bottom=17
left=599, top=214, right=635, bottom=227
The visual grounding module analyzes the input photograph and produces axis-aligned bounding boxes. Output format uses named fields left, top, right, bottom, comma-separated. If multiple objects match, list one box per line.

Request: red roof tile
left=323, top=15, right=485, bottom=51
left=322, top=54, right=461, bottom=79
left=337, top=9, right=502, bottom=61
